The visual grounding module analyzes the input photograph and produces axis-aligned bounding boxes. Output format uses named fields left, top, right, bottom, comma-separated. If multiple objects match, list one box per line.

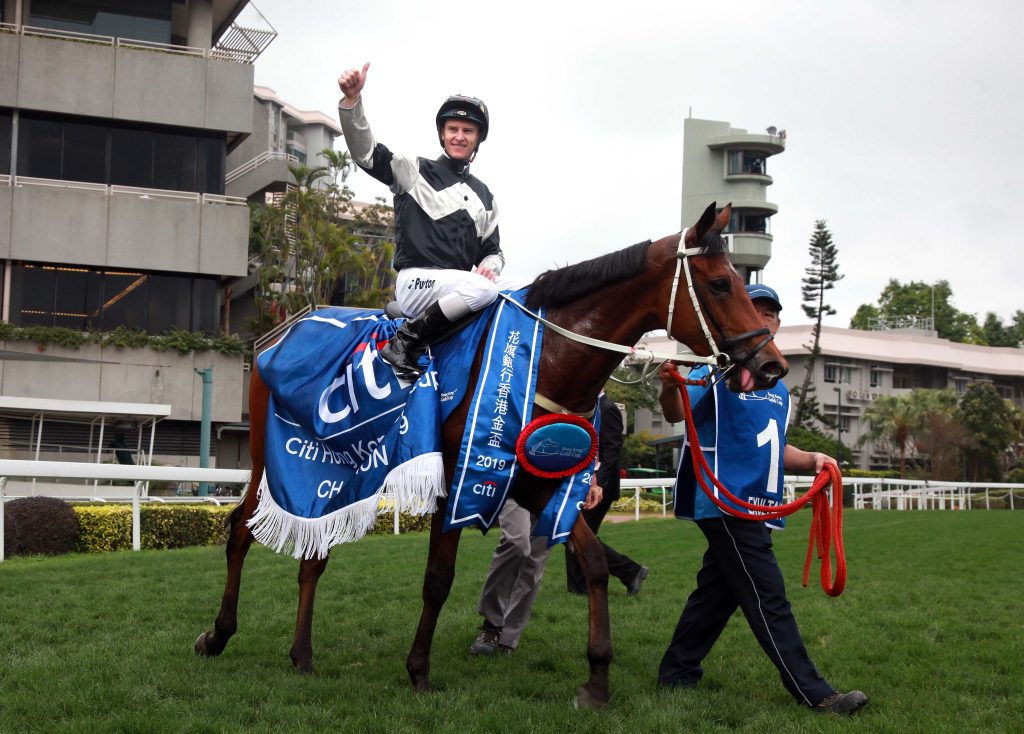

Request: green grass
left=1, top=511, right=1021, bottom=733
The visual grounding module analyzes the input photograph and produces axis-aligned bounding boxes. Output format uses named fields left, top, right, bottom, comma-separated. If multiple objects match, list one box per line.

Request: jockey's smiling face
left=441, top=119, right=480, bottom=161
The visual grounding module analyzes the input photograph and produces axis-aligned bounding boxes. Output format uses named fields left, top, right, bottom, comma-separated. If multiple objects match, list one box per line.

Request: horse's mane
left=525, top=240, right=653, bottom=310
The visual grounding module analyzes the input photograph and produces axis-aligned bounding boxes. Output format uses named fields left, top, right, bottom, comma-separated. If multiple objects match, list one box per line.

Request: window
left=0, top=109, right=12, bottom=175
left=30, top=0, right=173, bottom=45
left=196, top=135, right=225, bottom=194
left=153, top=132, right=196, bottom=192
left=727, top=208, right=771, bottom=235
left=825, top=364, right=854, bottom=384
left=17, top=112, right=226, bottom=194
left=109, top=127, right=152, bottom=187
left=17, top=116, right=63, bottom=179
left=870, top=366, right=884, bottom=388
left=62, top=120, right=108, bottom=183
left=9, top=262, right=219, bottom=333
left=727, top=149, right=768, bottom=176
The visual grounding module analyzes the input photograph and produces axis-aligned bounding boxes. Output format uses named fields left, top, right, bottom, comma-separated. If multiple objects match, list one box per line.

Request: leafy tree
left=604, top=364, right=660, bottom=418
left=859, top=389, right=971, bottom=479
left=909, top=389, right=966, bottom=480
left=860, top=393, right=918, bottom=477
left=958, top=383, right=1019, bottom=481
left=794, top=220, right=843, bottom=429
left=248, top=149, right=395, bottom=337
left=849, top=279, right=984, bottom=344
left=787, top=424, right=851, bottom=466
left=621, top=430, right=658, bottom=472
left=981, top=312, right=1023, bottom=348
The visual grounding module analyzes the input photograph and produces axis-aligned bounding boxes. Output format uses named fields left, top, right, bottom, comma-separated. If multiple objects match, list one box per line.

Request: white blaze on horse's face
left=442, top=120, right=480, bottom=160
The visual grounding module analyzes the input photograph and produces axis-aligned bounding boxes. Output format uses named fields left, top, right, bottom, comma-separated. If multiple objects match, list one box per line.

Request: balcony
left=0, top=177, right=249, bottom=277
left=0, top=340, right=243, bottom=423
left=0, top=24, right=253, bottom=135
left=225, top=151, right=298, bottom=199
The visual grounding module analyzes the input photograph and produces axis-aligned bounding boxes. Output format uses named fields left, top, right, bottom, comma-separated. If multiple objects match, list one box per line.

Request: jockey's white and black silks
left=338, top=97, right=502, bottom=274
left=250, top=293, right=593, bottom=560
left=674, top=364, right=792, bottom=529
left=395, top=267, right=527, bottom=319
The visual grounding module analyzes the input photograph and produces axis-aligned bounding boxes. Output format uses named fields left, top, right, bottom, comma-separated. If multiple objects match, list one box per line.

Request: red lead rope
left=669, top=370, right=847, bottom=596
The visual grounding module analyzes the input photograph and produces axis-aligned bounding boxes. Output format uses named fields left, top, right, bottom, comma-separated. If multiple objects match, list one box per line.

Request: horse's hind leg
left=288, top=555, right=330, bottom=673
left=195, top=488, right=256, bottom=657
left=406, top=509, right=463, bottom=693
left=569, top=514, right=612, bottom=710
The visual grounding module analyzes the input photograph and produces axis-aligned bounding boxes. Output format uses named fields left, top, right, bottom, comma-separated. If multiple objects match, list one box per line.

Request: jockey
left=338, top=63, right=512, bottom=382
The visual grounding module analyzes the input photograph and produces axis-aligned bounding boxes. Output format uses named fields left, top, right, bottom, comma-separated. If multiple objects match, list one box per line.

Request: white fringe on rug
left=247, top=452, right=446, bottom=560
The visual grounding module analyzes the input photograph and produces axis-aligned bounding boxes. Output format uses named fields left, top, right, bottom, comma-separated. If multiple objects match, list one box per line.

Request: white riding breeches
left=395, top=268, right=530, bottom=319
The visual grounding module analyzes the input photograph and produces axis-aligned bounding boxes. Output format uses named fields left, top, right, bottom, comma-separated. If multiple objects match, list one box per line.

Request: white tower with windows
left=681, top=118, right=785, bottom=283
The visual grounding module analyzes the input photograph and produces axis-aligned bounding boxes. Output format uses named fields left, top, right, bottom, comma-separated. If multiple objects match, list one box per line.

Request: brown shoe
left=814, top=690, right=868, bottom=715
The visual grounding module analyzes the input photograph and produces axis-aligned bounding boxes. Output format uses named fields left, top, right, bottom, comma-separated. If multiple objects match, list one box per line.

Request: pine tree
left=794, top=220, right=843, bottom=429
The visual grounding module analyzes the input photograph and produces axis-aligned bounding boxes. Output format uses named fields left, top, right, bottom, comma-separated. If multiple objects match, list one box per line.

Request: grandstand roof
left=774, top=325, right=1024, bottom=377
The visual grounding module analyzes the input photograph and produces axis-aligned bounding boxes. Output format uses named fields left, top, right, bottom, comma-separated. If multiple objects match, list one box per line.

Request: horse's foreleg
left=570, top=514, right=612, bottom=710
left=406, top=510, right=463, bottom=693
left=195, top=491, right=256, bottom=657
left=289, top=555, right=330, bottom=673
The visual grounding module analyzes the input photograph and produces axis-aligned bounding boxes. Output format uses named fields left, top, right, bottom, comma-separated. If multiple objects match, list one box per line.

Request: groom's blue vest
left=674, top=365, right=791, bottom=529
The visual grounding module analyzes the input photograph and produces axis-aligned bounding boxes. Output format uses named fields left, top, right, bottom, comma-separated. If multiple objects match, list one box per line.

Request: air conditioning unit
left=846, top=388, right=861, bottom=400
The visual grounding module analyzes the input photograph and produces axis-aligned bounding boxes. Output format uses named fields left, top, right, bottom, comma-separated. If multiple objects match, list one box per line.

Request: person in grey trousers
left=470, top=484, right=602, bottom=654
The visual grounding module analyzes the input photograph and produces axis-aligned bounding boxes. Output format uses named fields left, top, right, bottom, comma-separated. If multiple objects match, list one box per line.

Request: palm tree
left=860, top=394, right=917, bottom=477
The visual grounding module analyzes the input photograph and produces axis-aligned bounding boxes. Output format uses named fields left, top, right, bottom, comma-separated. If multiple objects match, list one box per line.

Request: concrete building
left=0, top=1, right=275, bottom=468
left=773, top=325, right=1024, bottom=471
left=225, top=85, right=343, bottom=202
left=633, top=327, right=1024, bottom=472
left=682, top=117, right=785, bottom=283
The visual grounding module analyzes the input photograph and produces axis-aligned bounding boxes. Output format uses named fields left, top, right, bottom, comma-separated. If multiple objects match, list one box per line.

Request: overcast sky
left=248, top=0, right=1022, bottom=328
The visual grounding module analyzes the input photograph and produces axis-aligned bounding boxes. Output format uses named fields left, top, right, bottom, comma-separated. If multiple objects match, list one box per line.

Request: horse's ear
left=690, top=201, right=718, bottom=244
left=715, top=203, right=732, bottom=233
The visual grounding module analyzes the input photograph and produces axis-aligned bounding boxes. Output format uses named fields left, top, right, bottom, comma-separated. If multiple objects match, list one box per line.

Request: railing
left=616, top=476, right=1024, bottom=518
left=8, top=24, right=260, bottom=63
left=0, top=458, right=423, bottom=560
left=115, top=37, right=204, bottom=58
left=0, top=460, right=251, bottom=561
left=202, top=193, right=250, bottom=207
left=111, top=184, right=200, bottom=202
left=0, top=173, right=10, bottom=186
left=11, top=176, right=245, bottom=206
left=225, top=151, right=298, bottom=185
left=13, top=176, right=108, bottom=192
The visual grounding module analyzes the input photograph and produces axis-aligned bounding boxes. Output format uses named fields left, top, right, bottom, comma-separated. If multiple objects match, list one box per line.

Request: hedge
left=74, top=505, right=234, bottom=552
left=69, top=503, right=433, bottom=554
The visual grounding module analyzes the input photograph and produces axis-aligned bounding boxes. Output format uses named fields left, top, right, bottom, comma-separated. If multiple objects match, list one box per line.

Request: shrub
left=3, top=496, right=81, bottom=557
left=370, top=510, right=432, bottom=535
left=74, top=504, right=233, bottom=552
left=609, top=496, right=665, bottom=514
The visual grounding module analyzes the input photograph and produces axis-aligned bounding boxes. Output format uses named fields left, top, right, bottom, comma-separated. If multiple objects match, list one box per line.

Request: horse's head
left=665, top=202, right=788, bottom=391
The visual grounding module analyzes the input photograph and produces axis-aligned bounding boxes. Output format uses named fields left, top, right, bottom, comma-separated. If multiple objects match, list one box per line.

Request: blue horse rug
left=248, top=291, right=597, bottom=560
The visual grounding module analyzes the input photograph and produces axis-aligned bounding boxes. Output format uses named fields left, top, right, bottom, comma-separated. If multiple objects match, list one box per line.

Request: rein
left=669, top=369, right=847, bottom=597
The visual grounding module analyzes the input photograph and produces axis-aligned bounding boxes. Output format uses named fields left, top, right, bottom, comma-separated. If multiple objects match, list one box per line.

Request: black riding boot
left=382, top=301, right=466, bottom=383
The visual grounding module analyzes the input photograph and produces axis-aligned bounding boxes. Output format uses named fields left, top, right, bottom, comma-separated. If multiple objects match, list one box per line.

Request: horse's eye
left=709, top=278, right=730, bottom=295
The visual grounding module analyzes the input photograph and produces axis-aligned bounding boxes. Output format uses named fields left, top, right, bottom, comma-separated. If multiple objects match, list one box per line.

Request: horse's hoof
left=195, top=631, right=219, bottom=657
left=574, top=684, right=608, bottom=711
left=289, top=649, right=314, bottom=674
left=411, top=679, right=432, bottom=694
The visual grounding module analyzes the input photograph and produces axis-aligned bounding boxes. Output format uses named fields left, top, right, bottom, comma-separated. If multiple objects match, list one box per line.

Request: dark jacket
left=596, top=394, right=624, bottom=502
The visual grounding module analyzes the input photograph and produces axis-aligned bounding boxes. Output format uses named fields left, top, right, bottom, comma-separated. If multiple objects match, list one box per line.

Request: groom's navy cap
left=745, top=284, right=782, bottom=311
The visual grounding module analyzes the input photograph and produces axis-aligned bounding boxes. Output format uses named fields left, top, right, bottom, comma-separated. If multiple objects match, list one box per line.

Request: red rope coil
left=670, top=370, right=847, bottom=596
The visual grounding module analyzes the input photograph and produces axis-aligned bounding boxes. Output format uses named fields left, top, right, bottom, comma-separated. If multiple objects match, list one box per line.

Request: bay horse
left=194, top=202, right=788, bottom=709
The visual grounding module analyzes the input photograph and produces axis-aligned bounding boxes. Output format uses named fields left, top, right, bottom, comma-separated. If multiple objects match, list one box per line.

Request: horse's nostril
left=762, top=361, right=786, bottom=381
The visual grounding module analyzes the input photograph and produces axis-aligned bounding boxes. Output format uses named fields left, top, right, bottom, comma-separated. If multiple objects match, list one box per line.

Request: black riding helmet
left=435, top=94, right=489, bottom=150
